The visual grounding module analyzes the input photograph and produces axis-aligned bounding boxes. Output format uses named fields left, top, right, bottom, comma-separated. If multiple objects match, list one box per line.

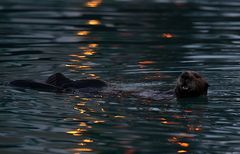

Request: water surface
left=0, top=0, right=240, bottom=153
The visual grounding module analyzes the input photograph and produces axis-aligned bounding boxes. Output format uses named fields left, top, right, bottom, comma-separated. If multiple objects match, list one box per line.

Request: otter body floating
left=10, top=73, right=107, bottom=93
left=9, top=71, right=208, bottom=99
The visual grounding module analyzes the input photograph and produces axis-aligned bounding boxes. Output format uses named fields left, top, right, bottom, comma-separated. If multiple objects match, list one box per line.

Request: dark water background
left=0, top=0, right=240, bottom=153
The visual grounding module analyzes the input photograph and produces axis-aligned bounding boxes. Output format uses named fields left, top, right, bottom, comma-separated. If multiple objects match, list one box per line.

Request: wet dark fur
left=10, top=73, right=107, bottom=93
left=175, top=71, right=209, bottom=98
left=45, top=73, right=106, bottom=89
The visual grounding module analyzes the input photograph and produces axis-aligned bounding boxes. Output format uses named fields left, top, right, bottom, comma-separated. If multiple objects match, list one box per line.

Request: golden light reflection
left=160, top=118, right=179, bottom=125
left=187, top=125, right=202, bottom=132
left=65, top=64, right=91, bottom=70
left=85, top=0, right=102, bottom=8
left=79, top=122, right=87, bottom=127
left=178, top=150, right=188, bottom=153
left=83, top=139, right=94, bottom=143
left=138, top=61, right=155, bottom=65
left=67, top=128, right=87, bottom=136
left=88, top=73, right=97, bottom=77
left=87, top=19, right=101, bottom=25
left=162, top=33, right=174, bottom=38
left=78, top=65, right=91, bottom=69
left=195, top=127, right=202, bottom=131
left=70, top=59, right=81, bottom=62
left=66, top=20, right=104, bottom=151
left=114, top=115, right=126, bottom=119
left=83, top=50, right=96, bottom=56
left=70, top=148, right=93, bottom=152
left=168, top=134, right=191, bottom=153
left=69, top=54, right=86, bottom=59
left=81, top=98, right=90, bottom=101
left=88, top=43, right=99, bottom=48
left=67, top=130, right=79, bottom=134
left=165, top=106, right=205, bottom=154
left=79, top=109, right=86, bottom=114
left=79, top=46, right=89, bottom=50
left=93, top=120, right=105, bottom=124
left=77, top=31, right=90, bottom=36
left=78, top=143, right=86, bottom=146
left=138, top=60, right=156, bottom=69
left=177, top=142, right=189, bottom=147
left=67, top=43, right=99, bottom=72
left=75, top=103, right=86, bottom=106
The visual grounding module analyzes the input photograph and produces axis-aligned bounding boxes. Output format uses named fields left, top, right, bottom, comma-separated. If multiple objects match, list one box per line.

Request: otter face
left=175, top=71, right=209, bottom=98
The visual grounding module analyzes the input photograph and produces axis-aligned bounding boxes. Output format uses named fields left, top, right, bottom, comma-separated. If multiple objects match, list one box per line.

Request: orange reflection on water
left=77, top=30, right=90, bottom=36
left=83, top=139, right=94, bottom=143
left=83, top=49, right=96, bottom=55
left=194, top=127, right=202, bottom=131
left=79, top=46, right=89, bottom=50
left=162, top=33, right=174, bottom=38
left=78, top=109, right=86, bottom=114
left=160, top=118, right=179, bottom=125
left=168, top=136, right=190, bottom=153
left=177, top=142, right=189, bottom=147
left=65, top=64, right=91, bottom=70
left=168, top=135, right=190, bottom=147
left=75, top=102, right=86, bottom=107
left=168, top=134, right=192, bottom=153
left=70, top=148, right=93, bottom=152
left=79, top=122, right=87, bottom=127
left=187, top=124, right=202, bottom=132
left=78, top=143, right=86, bottom=146
left=69, top=59, right=81, bottom=62
left=161, top=121, right=175, bottom=125
left=85, top=0, right=102, bottom=8
left=138, top=60, right=155, bottom=65
left=67, top=128, right=87, bottom=136
left=88, top=73, right=98, bottom=78
left=178, top=150, right=188, bottom=153
left=69, top=54, right=86, bottom=59
left=93, top=120, right=105, bottom=124
left=138, top=60, right=155, bottom=69
left=88, top=43, right=99, bottom=48
left=87, top=19, right=101, bottom=25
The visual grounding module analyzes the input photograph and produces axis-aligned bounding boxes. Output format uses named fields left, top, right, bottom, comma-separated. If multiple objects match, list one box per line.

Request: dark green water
left=0, top=0, right=240, bottom=153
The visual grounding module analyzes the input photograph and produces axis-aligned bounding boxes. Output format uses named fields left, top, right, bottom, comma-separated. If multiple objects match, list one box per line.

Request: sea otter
left=9, top=71, right=208, bottom=99
left=175, top=71, right=209, bottom=98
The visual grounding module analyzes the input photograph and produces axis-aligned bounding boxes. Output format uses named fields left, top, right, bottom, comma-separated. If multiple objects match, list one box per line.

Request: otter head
left=175, top=71, right=209, bottom=98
